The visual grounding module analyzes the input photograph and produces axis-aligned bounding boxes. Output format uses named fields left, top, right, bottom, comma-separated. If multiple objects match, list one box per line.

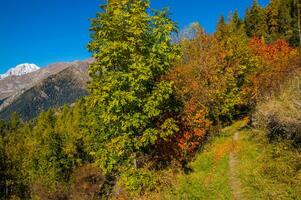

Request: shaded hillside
left=0, top=99, right=4, bottom=106
left=0, top=62, right=73, bottom=101
left=0, top=62, right=89, bottom=120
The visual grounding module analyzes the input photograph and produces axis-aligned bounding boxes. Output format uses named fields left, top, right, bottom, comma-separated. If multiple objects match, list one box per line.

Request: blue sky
left=0, top=0, right=269, bottom=73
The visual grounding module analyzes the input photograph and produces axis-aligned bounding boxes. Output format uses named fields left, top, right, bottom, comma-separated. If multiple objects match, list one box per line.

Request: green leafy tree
left=86, top=0, right=180, bottom=174
left=5, top=122, right=30, bottom=198
left=24, top=109, right=72, bottom=198
left=56, top=103, right=89, bottom=166
left=214, top=20, right=260, bottom=121
left=0, top=114, right=30, bottom=199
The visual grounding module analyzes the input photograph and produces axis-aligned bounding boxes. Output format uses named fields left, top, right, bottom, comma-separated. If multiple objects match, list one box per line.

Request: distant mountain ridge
left=0, top=59, right=92, bottom=120
left=0, top=63, right=40, bottom=79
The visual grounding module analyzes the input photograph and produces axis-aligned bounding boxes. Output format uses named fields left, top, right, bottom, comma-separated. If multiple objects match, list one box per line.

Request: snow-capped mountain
left=0, top=59, right=91, bottom=120
left=0, top=63, right=40, bottom=79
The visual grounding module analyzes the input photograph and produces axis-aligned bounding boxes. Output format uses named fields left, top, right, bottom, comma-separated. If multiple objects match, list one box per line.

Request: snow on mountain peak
left=0, top=63, right=40, bottom=79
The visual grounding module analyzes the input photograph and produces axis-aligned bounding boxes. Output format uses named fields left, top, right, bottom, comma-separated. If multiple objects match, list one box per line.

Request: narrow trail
left=229, top=131, right=243, bottom=200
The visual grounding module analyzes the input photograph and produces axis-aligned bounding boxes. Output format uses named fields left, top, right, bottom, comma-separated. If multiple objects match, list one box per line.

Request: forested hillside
left=0, top=60, right=91, bottom=120
left=0, top=0, right=300, bottom=199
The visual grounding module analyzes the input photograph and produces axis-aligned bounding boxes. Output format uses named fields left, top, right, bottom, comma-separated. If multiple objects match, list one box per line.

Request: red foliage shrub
left=246, top=37, right=300, bottom=101
left=177, top=109, right=211, bottom=155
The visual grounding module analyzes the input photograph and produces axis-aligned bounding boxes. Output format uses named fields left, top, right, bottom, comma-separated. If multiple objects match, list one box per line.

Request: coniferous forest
left=1, top=0, right=301, bottom=199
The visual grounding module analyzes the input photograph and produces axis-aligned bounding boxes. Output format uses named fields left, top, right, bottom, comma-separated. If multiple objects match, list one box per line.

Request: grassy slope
left=147, top=119, right=301, bottom=200
left=238, top=129, right=301, bottom=199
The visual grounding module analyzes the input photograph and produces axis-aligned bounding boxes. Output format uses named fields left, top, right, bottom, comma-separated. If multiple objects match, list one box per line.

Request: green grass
left=237, top=129, right=301, bottom=200
left=164, top=139, right=232, bottom=199
left=162, top=119, right=249, bottom=200
left=153, top=118, right=301, bottom=200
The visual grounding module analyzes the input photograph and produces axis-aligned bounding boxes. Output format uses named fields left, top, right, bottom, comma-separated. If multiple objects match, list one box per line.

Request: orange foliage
left=249, top=38, right=293, bottom=62
left=177, top=109, right=211, bottom=155
left=246, top=37, right=299, bottom=100
left=166, top=33, right=299, bottom=158
left=167, top=28, right=225, bottom=156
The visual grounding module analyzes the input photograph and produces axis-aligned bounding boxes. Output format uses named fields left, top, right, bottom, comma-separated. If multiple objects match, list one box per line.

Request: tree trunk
left=297, top=2, right=301, bottom=46
left=133, top=152, right=138, bottom=169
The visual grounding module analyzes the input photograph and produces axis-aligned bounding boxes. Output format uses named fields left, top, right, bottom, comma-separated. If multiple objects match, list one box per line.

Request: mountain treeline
left=222, top=0, right=301, bottom=46
left=0, top=0, right=300, bottom=199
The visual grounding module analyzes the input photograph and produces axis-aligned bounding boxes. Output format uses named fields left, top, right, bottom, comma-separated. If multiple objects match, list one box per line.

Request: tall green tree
left=24, top=109, right=72, bottom=198
left=266, top=0, right=280, bottom=38
left=296, top=0, right=301, bottom=46
left=264, top=0, right=301, bottom=45
left=278, top=0, right=292, bottom=37
left=0, top=120, right=6, bottom=199
left=230, top=10, right=241, bottom=30
left=291, top=0, right=301, bottom=46
left=245, top=0, right=268, bottom=37
left=216, top=16, right=227, bottom=39
left=4, top=122, right=30, bottom=198
left=86, top=0, right=180, bottom=174
left=0, top=114, right=29, bottom=199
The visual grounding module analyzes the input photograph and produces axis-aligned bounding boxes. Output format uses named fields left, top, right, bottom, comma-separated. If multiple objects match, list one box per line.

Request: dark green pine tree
left=278, top=0, right=293, bottom=38
left=290, top=0, right=301, bottom=46
left=231, top=10, right=242, bottom=30
left=216, top=15, right=227, bottom=39
left=245, top=0, right=268, bottom=37
left=0, top=120, right=6, bottom=199
left=266, top=0, right=280, bottom=38
left=244, top=8, right=252, bottom=36
left=86, top=0, right=180, bottom=174
left=295, top=0, right=301, bottom=46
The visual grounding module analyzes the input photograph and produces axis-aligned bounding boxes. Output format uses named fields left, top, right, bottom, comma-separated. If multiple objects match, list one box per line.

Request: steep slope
left=0, top=99, right=4, bottom=106
left=0, top=62, right=74, bottom=101
left=0, top=61, right=90, bottom=120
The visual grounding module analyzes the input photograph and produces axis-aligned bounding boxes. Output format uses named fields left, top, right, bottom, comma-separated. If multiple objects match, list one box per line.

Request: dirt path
left=229, top=131, right=243, bottom=200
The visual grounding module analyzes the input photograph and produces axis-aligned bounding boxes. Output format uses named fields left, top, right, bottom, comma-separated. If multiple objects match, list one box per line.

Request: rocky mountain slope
left=0, top=59, right=91, bottom=120
left=0, top=62, right=72, bottom=102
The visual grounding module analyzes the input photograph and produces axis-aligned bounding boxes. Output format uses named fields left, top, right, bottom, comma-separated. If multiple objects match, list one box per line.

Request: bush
left=69, top=164, right=106, bottom=200
left=253, top=77, right=301, bottom=146
left=116, top=168, right=157, bottom=197
left=246, top=38, right=300, bottom=102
